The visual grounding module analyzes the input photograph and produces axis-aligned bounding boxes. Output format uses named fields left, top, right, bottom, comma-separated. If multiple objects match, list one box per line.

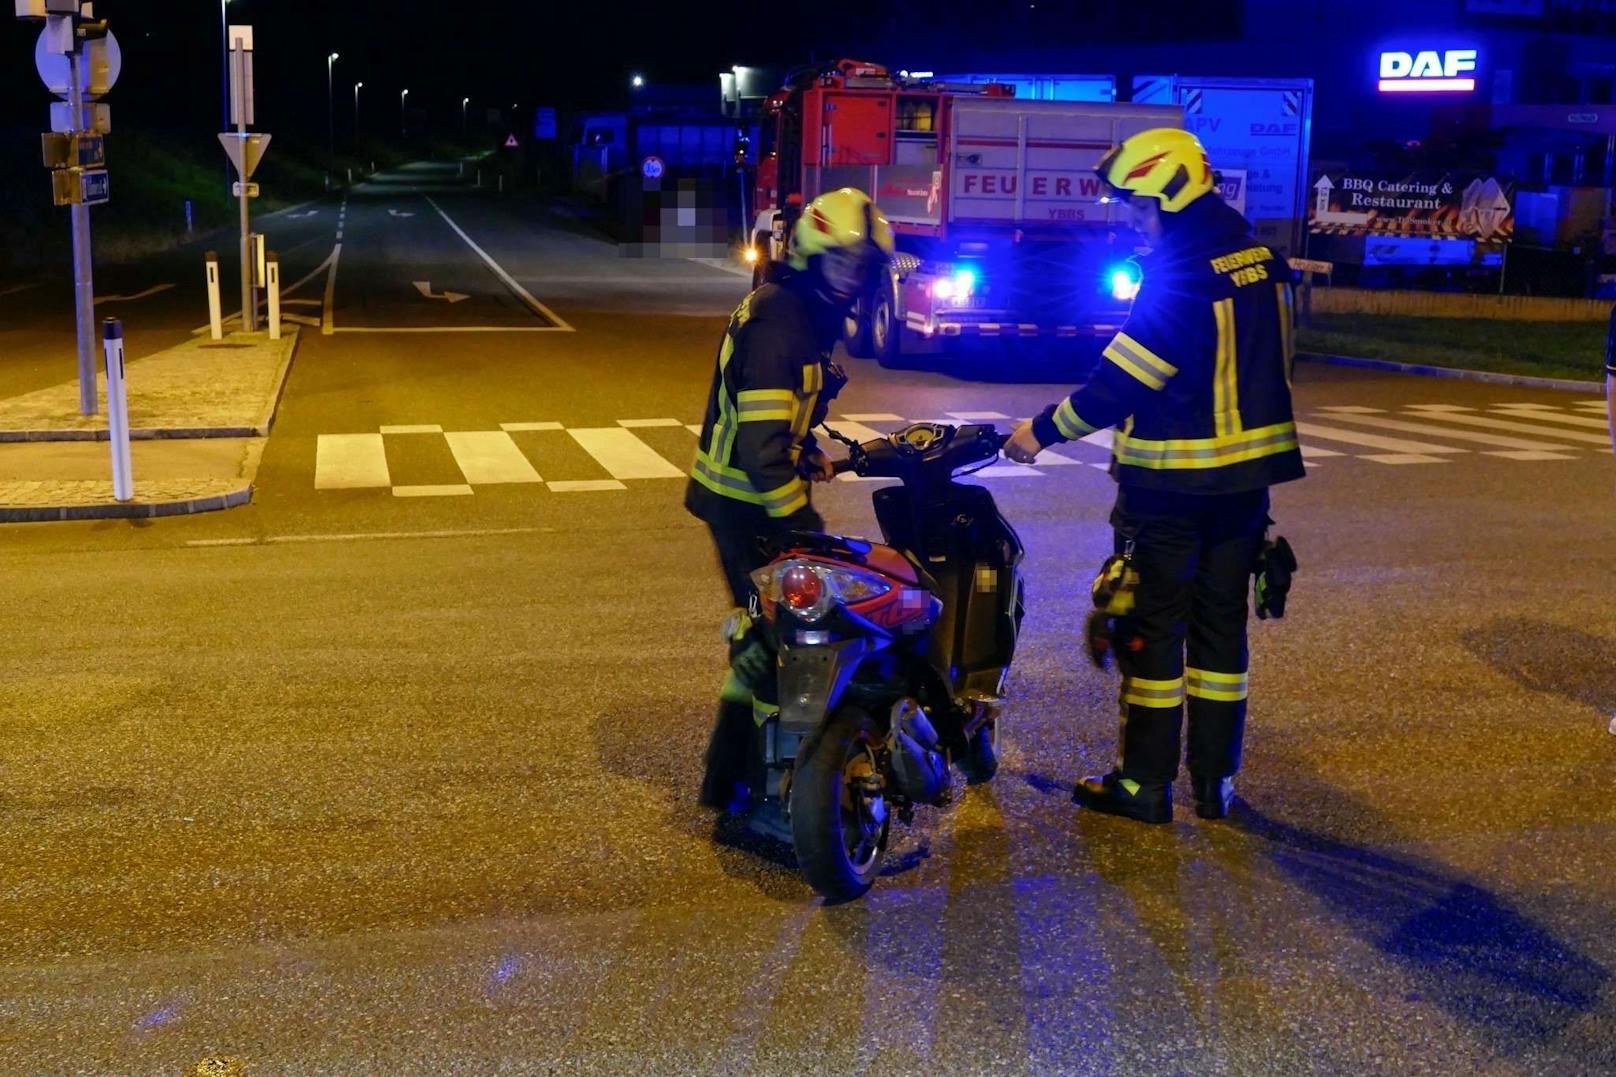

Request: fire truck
left=746, top=60, right=1182, bottom=366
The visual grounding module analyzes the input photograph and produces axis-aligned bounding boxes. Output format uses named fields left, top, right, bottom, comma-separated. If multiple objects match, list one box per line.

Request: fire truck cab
left=747, top=59, right=1182, bottom=365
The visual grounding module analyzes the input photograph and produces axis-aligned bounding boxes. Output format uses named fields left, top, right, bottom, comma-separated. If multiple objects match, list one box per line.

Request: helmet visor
left=819, top=246, right=875, bottom=298
left=1094, top=144, right=1131, bottom=203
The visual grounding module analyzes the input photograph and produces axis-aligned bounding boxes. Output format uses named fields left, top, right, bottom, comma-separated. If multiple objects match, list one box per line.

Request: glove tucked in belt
left=1254, top=536, right=1297, bottom=620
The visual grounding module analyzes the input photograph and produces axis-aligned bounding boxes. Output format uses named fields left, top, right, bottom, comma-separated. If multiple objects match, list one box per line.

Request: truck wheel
left=789, top=705, right=890, bottom=902
left=871, top=277, right=902, bottom=369
left=844, top=292, right=876, bottom=359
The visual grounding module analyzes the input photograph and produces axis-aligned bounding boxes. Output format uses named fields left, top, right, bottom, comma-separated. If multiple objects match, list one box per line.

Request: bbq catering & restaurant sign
left=1309, top=172, right=1515, bottom=239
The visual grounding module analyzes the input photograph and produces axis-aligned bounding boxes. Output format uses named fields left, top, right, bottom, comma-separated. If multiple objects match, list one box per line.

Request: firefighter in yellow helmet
left=686, top=187, right=894, bottom=836
left=1006, top=127, right=1306, bottom=824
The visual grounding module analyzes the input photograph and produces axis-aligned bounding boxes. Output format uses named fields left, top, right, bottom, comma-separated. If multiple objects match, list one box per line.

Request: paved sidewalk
left=0, top=330, right=297, bottom=441
left=0, top=330, right=297, bottom=522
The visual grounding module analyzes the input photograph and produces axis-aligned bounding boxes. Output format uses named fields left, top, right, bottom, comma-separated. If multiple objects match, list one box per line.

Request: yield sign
left=504, top=134, right=519, bottom=148
left=218, top=132, right=272, bottom=179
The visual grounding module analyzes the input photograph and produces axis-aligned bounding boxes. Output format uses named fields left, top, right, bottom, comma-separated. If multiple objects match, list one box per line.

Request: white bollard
left=205, top=251, right=223, bottom=340
left=101, top=318, right=134, bottom=503
left=266, top=252, right=281, bottom=340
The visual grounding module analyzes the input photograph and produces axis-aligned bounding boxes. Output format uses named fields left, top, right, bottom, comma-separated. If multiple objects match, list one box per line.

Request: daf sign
left=1378, top=49, right=1479, bottom=93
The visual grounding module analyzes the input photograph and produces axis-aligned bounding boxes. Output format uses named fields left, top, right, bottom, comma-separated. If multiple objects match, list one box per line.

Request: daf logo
left=1378, top=49, right=1479, bottom=93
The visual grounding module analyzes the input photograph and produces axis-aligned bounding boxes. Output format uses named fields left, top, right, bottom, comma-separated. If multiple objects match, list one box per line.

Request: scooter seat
left=863, top=542, right=924, bottom=586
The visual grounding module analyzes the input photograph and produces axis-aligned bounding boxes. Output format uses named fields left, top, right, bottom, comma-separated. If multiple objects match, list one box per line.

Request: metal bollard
left=266, top=252, right=281, bottom=340
left=101, top=318, right=134, bottom=503
left=205, top=251, right=224, bottom=340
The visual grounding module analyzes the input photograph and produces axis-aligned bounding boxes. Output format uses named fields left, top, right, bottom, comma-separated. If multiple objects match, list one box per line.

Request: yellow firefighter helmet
left=1095, top=127, right=1216, bottom=213
left=787, top=187, right=896, bottom=270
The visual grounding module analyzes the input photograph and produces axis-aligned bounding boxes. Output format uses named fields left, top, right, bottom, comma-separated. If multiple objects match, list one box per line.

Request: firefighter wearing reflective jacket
left=1006, top=128, right=1306, bottom=824
left=687, top=187, right=895, bottom=823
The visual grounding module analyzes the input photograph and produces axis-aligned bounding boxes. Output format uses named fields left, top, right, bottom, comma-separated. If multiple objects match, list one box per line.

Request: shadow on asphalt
left=1229, top=799, right=1609, bottom=1052
left=1460, top=617, right=1615, bottom=717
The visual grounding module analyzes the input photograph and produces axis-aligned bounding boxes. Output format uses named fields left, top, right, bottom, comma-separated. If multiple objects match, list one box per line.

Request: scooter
left=748, top=421, right=1025, bottom=901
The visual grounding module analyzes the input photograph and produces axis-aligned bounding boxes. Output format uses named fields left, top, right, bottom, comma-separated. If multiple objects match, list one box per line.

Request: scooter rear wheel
left=789, top=705, right=890, bottom=902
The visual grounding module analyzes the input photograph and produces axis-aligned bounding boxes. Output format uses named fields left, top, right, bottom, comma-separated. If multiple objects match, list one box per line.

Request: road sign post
left=26, top=4, right=122, bottom=416
left=228, top=27, right=256, bottom=332
left=101, top=317, right=133, bottom=502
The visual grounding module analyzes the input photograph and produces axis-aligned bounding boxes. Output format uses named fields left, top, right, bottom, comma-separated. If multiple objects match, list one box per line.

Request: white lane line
left=568, top=427, right=684, bottom=479
left=1487, top=450, right=1579, bottom=461
left=393, top=484, right=474, bottom=497
left=284, top=246, right=337, bottom=297
left=822, top=420, right=890, bottom=445
left=444, top=430, right=543, bottom=484
left=315, top=433, right=390, bottom=489
left=975, top=463, right=1043, bottom=478
left=1361, top=454, right=1450, bottom=465
left=1300, top=445, right=1345, bottom=459
left=322, top=242, right=342, bottom=335
left=332, top=326, right=573, bottom=334
left=264, top=199, right=316, bottom=218
left=0, top=282, right=40, bottom=298
left=947, top=411, right=1010, bottom=421
left=1398, top=411, right=1613, bottom=447
left=1574, top=402, right=1608, bottom=412
left=335, top=229, right=344, bottom=241
left=1079, top=429, right=1114, bottom=450
left=501, top=421, right=565, bottom=432
left=1089, top=462, right=1111, bottom=472
left=1315, top=405, right=1386, bottom=414
left=1489, top=407, right=1610, bottom=431
left=95, top=283, right=175, bottom=304
left=686, top=257, right=753, bottom=279
left=1316, top=412, right=1580, bottom=452
left=281, top=314, right=322, bottom=327
left=839, top=413, right=904, bottom=422
left=1033, top=449, right=1086, bottom=467
left=1293, top=421, right=1468, bottom=455
left=185, top=526, right=560, bottom=548
left=548, top=479, right=629, bottom=492
left=617, top=418, right=684, bottom=428
left=685, top=424, right=703, bottom=436
left=424, top=195, right=574, bottom=330
left=380, top=424, right=443, bottom=434
left=1405, top=405, right=1476, bottom=412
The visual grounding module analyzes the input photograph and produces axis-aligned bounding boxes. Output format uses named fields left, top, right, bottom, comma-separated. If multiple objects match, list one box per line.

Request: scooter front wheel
left=789, top=705, right=890, bottom=902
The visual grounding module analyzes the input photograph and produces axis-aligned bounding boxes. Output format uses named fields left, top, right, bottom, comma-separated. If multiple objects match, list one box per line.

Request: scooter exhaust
left=889, top=699, right=952, bottom=805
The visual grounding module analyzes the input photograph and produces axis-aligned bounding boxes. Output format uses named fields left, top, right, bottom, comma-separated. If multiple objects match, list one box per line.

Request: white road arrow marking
left=388, top=209, right=415, bottom=218
left=413, top=280, right=470, bottom=303
left=287, top=210, right=320, bottom=219
left=94, top=283, right=175, bottom=304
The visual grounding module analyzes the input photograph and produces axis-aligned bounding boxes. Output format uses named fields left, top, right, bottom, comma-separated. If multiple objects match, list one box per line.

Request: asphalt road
left=2, top=163, right=1614, bottom=1075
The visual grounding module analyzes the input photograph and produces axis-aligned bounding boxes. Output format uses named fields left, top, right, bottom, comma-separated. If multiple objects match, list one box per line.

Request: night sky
left=1, top=2, right=1241, bottom=139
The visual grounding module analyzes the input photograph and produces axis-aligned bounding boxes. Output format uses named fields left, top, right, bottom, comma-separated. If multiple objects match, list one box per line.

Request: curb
left=0, top=426, right=260, bottom=443
left=0, top=484, right=253, bottom=523
left=1298, top=352, right=1604, bottom=393
left=0, top=328, right=301, bottom=443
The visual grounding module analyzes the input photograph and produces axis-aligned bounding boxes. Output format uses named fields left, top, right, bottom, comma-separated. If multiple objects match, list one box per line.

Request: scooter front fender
left=778, top=638, right=876, bottom=735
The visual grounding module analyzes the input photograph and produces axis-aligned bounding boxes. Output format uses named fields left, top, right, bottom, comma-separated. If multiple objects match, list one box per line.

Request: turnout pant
left=699, top=516, right=819, bottom=806
left=1108, top=486, right=1269, bottom=785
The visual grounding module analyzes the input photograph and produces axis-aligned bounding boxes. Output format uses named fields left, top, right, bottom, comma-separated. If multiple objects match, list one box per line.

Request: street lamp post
left=401, top=88, right=409, bottom=140
left=326, top=52, right=340, bottom=179
left=353, top=81, right=364, bottom=150
left=462, top=96, right=470, bottom=135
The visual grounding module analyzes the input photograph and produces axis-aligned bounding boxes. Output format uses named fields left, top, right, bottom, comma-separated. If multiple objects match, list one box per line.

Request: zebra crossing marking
left=394, top=484, right=472, bottom=497
left=1316, top=412, right=1578, bottom=455
left=1400, top=410, right=1612, bottom=446
left=567, top=427, right=685, bottom=479
left=1294, top=421, right=1468, bottom=456
left=314, top=434, right=390, bottom=489
left=314, top=399, right=1613, bottom=498
left=444, top=430, right=543, bottom=485
left=1489, top=406, right=1609, bottom=431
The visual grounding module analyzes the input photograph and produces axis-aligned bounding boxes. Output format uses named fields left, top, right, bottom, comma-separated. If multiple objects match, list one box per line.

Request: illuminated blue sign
left=1378, top=49, right=1479, bottom=93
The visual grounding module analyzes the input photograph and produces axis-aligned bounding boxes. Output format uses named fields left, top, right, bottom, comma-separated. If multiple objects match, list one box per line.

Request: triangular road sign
left=504, top=134, right=519, bottom=148
left=219, top=132, right=272, bottom=179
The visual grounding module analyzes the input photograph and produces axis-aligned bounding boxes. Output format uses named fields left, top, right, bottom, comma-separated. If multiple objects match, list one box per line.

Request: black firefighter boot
left=1072, top=704, right=1179, bottom=824
left=1191, top=775, right=1236, bottom=820
left=1072, top=771, right=1173, bottom=824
